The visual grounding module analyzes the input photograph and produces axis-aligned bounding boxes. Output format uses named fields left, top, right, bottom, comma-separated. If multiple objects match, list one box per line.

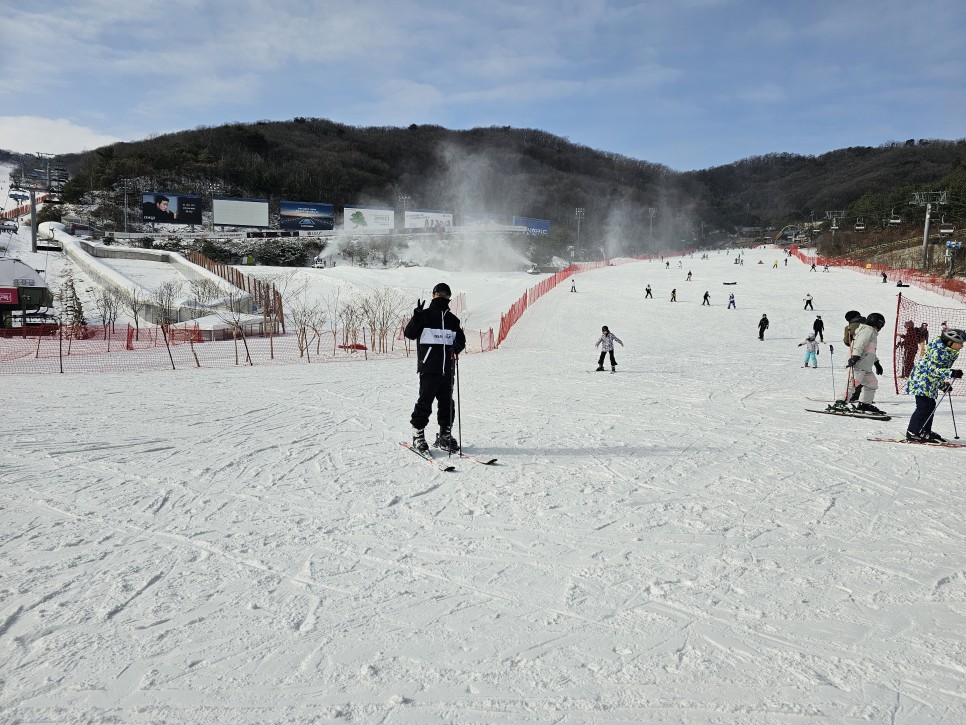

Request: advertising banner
left=280, top=200, right=334, bottom=230
left=0, top=287, right=18, bottom=305
left=462, top=212, right=508, bottom=227
left=142, top=193, right=203, bottom=225
left=343, top=206, right=395, bottom=232
left=512, top=216, right=551, bottom=236
left=404, top=210, right=453, bottom=230
left=213, top=197, right=270, bottom=228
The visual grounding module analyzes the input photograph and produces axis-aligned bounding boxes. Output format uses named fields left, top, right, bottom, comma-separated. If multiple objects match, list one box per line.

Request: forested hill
left=36, top=120, right=966, bottom=250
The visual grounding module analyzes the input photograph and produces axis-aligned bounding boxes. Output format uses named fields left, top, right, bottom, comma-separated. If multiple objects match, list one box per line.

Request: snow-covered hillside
left=3, top=239, right=966, bottom=723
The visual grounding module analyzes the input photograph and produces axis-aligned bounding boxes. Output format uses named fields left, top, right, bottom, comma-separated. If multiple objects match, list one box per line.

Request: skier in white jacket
left=594, top=326, right=624, bottom=371
left=834, top=312, right=886, bottom=414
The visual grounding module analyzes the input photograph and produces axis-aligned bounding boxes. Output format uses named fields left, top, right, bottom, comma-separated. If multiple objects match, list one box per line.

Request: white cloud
left=0, top=116, right=121, bottom=154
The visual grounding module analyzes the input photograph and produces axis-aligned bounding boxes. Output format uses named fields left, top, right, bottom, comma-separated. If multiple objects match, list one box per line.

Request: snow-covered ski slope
left=2, top=252, right=966, bottom=724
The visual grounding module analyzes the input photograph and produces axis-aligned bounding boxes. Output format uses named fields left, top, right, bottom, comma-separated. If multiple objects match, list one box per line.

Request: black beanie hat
left=432, top=282, right=452, bottom=298
left=845, top=310, right=861, bottom=322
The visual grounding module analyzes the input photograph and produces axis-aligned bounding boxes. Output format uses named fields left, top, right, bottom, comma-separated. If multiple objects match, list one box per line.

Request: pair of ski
left=400, top=442, right=497, bottom=471
left=806, top=399, right=966, bottom=448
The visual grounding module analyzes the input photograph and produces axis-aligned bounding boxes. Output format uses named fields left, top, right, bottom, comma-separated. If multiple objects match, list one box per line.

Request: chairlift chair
left=888, top=208, right=901, bottom=227
left=854, top=218, right=866, bottom=232
left=830, top=219, right=839, bottom=231
left=939, top=215, right=955, bottom=235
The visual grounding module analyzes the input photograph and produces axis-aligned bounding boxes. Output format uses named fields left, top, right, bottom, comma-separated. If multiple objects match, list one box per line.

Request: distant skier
left=810, top=262, right=817, bottom=272
left=833, top=312, right=886, bottom=414
left=686, top=270, right=692, bottom=281
left=727, top=293, right=736, bottom=309
left=799, top=333, right=820, bottom=368
left=645, top=284, right=653, bottom=299
left=570, top=279, right=577, bottom=292
left=823, top=263, right=829, bottom=272
left=917, top=322, right=929, bottom=356
left=595, top=325, right=624, bottom=372
left=803, top=293, right=814, bottom=311
left=881, top=271, right=888, bottom=283
left=905, top=327, right=965, bottom=442
left=665, top=261, right=670, bottom=269
left=702, top=291, right=710, bottom=306
left=812, top=315, right=824, bottom=342
left=758, top=314, right=769, bottom=340
left=670, top=288, right=677, bottom=302
left=404, top=282, right=466, bottom=453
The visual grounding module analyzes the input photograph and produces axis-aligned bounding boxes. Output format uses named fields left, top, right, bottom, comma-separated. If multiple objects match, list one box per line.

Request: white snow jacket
left=799, top=338, right=820, bottom=353
left=595, top=332, right=623, bottom=351
left=849, top=323, right=879, bottom=372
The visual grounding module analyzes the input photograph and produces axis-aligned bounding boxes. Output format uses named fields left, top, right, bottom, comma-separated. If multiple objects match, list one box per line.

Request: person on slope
left=758, top=314, right=769, bottom=340
left=645, top=284, right=653, bottom=299
left=404, top=282, right=466, bottom=454
left=727, top=293, right=736, bottom=309
left=799, top=333, right=820, bottom=368
left=702, top=291, right=711, bottom=306
left=841, top=310, right=866, bottom=404
left=905, top=327, right=965, bottom=442
left=803, top=293, right=814, bottom=311
left=595, top=325, right=624, bottom=372
left=834, top=312, right=887, bottom=415
left=812, top=315, right=824, bottom=342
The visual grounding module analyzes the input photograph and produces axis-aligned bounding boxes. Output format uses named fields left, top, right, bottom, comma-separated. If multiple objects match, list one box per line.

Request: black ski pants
left=598, top=350, right=617, bottom=367
left=410, top=372, right=454, bottom=430
left=907, top=395, right=938, bottom=435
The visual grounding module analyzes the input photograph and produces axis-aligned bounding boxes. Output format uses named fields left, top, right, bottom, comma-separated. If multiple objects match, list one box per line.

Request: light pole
left=575, top=207, right=585, bottom=258
left=398, top=195, right=411, bottom=231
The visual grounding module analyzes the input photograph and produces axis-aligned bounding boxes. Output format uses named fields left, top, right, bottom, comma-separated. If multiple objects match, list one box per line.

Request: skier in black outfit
left=758, top=314, right=769, bottom=340
left=404, top=282, right=466, bottom=453
left=812, top=315, right=824, bottom=342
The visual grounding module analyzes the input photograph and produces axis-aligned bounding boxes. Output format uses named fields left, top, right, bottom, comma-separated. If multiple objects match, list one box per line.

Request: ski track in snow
left=2, top=243, right=966, bottom=722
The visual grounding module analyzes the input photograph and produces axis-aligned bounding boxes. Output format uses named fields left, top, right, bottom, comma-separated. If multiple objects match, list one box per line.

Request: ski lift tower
left=912, top=191, right=947, bottom=269
left=8, top=152, right=70, bottom=253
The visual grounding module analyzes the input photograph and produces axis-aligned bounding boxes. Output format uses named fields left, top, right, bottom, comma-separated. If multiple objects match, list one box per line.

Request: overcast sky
left=1, top=0, right=964, bottom=171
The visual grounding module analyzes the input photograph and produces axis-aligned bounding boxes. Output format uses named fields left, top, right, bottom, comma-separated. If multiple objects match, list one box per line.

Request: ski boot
left=922, top=430, right=947, bottom=443
left=435, top=426, right=460, bottom=454
left=828, top=400, right=850, bottom=412
left=854, top=402, right=885, bottom=415
left=905, top=431, right=925, bottom=443
left=611, top=365, right=616, bottom=372
left=412, top=427, right=429, bottom=453
left=596, top=365, right=605, bottom=371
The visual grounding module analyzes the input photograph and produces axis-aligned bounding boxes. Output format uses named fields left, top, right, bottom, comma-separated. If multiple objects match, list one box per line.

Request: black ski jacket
left=404, top=298, right=466, bottom=375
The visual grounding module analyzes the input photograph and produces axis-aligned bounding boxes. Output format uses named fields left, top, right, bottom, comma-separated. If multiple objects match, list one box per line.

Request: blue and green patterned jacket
left=906, top=338, right=961, bottom=398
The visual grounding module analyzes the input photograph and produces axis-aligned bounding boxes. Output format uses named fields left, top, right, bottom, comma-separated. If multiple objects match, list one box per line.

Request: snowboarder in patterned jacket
left=905, top=328, right=965, bottom=442
left=833, top=312, right=886, bottom=414
left=799, top=333, right=820, bottom=367
left=595, top=326, right=624, bottom=371
left=404, top=282, right=467, bottom=453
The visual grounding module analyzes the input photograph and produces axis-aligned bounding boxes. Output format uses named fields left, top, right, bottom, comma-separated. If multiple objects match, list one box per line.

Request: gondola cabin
left=0, top=258, right=55, bottom=328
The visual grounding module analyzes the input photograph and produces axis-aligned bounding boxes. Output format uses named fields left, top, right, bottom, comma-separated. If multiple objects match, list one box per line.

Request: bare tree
left=90, top=285, right=122, bottom=347
left=124, top=286, right=146, bottom=341
left=214, top=290, right=254, bottom=366
left=152, top=281, right=183, bottom=369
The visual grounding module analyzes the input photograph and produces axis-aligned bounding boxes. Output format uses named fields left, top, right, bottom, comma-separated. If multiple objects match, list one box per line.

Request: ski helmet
left=866, top=312, right=886, bottom=330
left=432, top=282, right=452, bottom=298
left=845, top=310, right=862, bottom=322
left=941, top=328, right=966, bottom=345
left=807, top=333, right=815, bottom=340
left=602, top=325, right=609, bottom=332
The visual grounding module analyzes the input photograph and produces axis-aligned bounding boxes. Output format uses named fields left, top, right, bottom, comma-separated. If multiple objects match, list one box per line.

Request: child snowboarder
left=799, top=333, right=820, bottom=367
left=758, top=314, right=769, bottom=340
left=832, top=312, right=886, bottom=414
left=905, top=327, right=965, bottom=442
left=595, top=326, right=624, bottom=372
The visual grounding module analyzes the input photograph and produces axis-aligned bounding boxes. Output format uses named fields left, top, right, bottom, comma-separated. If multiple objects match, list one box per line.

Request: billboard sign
left=213, top=197, right=270, bottom=228
left=343, top=206, right=394, bottom=232
left=280, top=200, right=334, bottom=230
left=142, top=193, right=203, bottom=225
left=462, top=212, right=508, bottom=227
left=0, top=287, right=18, bottom=305
left=404, top=210, right=453, bottom=230
left=512, top=216, right=551, bottom=236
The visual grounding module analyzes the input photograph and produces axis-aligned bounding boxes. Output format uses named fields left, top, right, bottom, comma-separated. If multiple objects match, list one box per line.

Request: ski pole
left=950, top=393, right=960, bottom=439
left=829, top=344, right=835, bottom=400
left=454, top=355, right=463, bottom=458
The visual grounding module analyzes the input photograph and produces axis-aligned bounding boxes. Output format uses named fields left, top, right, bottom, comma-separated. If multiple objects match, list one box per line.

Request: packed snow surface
left=2, top=210, right=966, bottom=720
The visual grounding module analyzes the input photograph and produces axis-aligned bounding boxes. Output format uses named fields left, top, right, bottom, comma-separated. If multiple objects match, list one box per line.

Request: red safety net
left=893, top=293, right=966, bottom=396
